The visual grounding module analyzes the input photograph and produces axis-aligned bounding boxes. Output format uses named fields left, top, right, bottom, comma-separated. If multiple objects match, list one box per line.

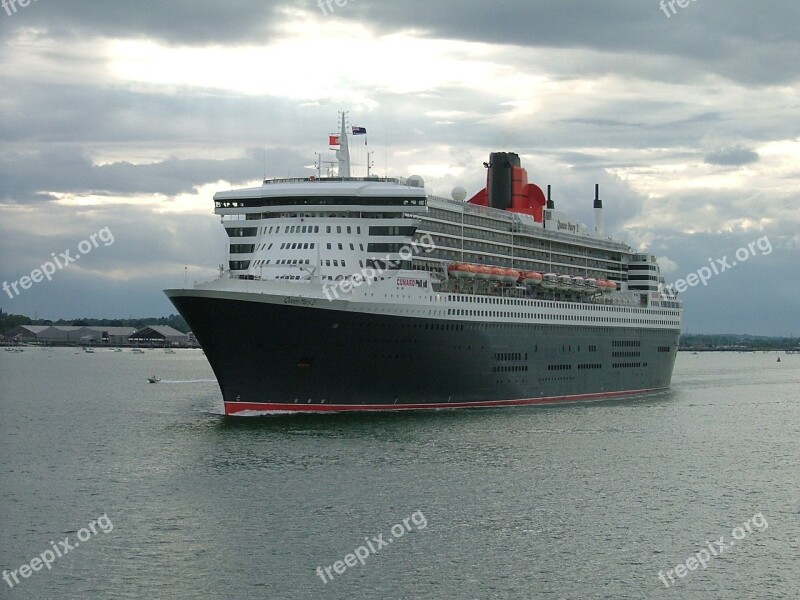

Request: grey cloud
left=704, top=146, right=760, bottom=166
left=0, top=146, right=275, bottom=202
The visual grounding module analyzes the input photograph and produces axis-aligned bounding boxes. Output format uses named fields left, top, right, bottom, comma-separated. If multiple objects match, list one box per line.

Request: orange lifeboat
left=521, top=271, right=543, bottom=286
left=597, top=279, right=616, bottom=293
left=489, top=267, right=505, bottom=281
left=475, top=265, right=492, bottom=280
left=503, top=268, right=520, bottom=283
left=462, top=264, right=478, bottom=279
left=448, top=263, right=465, bottom=278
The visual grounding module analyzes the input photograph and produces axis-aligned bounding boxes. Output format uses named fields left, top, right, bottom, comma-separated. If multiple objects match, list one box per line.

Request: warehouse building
left=2, top=325, right=137, bottom=346
left=129, top=325, right=189, bottom=347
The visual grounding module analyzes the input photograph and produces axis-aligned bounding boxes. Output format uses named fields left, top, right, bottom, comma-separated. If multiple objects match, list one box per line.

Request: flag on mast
left=329, top=134, right=340, bottom=146
left=352, top=126, right=367, bottom=145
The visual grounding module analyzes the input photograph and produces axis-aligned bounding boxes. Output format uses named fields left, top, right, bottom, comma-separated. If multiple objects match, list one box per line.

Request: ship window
left=347, top=226, right=352, bottom=234
left=326, top=226, right=331, bottom=233
left=327, top=243, right=332, bottom=249
left=333, top=260, right=339, bottom=267
left=325, top=260, right=331, bottom=266
left=315, top=226, right=319, bottom=233
left=350, top=243, right=355, bottom=250
left=357, top=227, right=361, bottom=234
left=337, top=226, right=342, bottom=234
left=338, top=243, right=343, bottom=250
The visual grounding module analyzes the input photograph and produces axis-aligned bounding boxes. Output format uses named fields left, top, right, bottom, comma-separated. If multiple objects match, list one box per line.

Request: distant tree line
left=679, top=333, right=799, bottom=351
left=0, top=309, right=190, bottom=335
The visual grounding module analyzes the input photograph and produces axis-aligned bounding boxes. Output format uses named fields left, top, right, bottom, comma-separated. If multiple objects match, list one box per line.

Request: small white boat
left=541, top=273, right=558, bottom=289
left=83, top=347, right=95, bottom=353
left=131, top=348, right=145, bottom=354
left=557, top=274, right=573, bottom=291
left=164, top=348, right=176, bottom=354
left=147, top=376, right=161, bottom=383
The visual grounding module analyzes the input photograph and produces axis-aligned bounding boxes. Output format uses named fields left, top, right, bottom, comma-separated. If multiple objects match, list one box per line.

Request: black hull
left=167, top=292, right=679, bottom=414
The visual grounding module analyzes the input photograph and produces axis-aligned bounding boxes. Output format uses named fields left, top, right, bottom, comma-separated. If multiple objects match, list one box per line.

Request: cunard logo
left=396, top=278, right=422, bottom=287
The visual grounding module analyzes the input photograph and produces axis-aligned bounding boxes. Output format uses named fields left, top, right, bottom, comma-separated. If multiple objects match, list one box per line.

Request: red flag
left=329, top=135, right=340, bottom=146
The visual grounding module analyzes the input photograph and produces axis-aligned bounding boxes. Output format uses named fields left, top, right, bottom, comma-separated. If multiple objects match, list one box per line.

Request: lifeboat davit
left=572, top=276, right=585, bottom=290
left=584, top=278, right=598, bottom=292
left=521, top=271, right=543, bottom=286
left=541, top=273, right=558, bottom=289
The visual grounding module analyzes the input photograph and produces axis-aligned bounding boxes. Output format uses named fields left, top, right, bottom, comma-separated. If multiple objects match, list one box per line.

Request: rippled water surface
left=1, top=348, right=798, bottom=599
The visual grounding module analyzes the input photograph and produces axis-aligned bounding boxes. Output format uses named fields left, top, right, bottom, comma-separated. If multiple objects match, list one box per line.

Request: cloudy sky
left=0, top=0, right=798, bottom=335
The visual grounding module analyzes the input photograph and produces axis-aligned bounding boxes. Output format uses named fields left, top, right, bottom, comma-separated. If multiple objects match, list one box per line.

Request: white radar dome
left=407, top=175, right=425, bottom=188
left=451, top=186, right=467, bottom=202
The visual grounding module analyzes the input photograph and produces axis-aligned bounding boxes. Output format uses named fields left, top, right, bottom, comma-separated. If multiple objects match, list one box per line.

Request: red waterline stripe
left=223, top=387, right=666, bottom=415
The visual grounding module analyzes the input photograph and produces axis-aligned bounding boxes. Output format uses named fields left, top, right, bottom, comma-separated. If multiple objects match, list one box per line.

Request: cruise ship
left=165, top=115, right=682, bottom=415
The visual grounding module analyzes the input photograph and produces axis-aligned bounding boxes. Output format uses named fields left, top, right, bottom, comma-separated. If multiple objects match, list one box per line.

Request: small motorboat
left=147, top=376, right=161, bottom=383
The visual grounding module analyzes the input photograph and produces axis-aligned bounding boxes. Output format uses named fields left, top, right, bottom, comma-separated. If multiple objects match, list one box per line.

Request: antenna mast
left=336, top=111, right=351, bottom=178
